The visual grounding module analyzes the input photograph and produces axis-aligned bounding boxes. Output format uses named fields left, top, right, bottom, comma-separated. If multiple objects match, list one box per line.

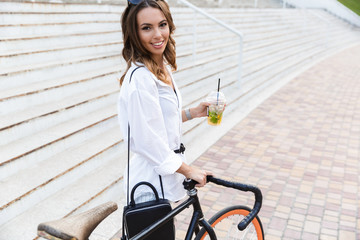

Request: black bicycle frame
left=128, top=182, right=217, bottom=240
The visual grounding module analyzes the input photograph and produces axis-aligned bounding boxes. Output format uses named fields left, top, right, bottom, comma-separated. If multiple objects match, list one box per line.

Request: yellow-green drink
left=206, top=91, right=226, bottom=126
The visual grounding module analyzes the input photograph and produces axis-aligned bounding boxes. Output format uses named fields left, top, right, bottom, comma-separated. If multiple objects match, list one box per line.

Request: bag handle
left=130, top=181, right=160, bottom=206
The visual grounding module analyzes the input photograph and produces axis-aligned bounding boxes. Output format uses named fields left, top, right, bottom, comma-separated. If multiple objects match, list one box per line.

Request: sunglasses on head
left=128, top=0, right=163, bottom=5
left=128, top=0, right=142, bottom=4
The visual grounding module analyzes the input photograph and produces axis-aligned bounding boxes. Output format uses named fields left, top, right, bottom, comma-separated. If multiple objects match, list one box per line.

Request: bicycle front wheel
left=195, top=205, right=264, bottom=240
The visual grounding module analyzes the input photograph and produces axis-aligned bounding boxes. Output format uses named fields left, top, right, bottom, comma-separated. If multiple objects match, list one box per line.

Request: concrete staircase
left=0, top=1, right=359, bottom=240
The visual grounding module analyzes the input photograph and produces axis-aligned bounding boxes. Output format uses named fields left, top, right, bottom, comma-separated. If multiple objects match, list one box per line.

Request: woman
left=118, top=0, right=212, bottom=203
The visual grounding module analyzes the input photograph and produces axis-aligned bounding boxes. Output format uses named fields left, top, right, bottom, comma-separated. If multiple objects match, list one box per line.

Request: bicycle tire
left=194, top=205, right=264, bottom=240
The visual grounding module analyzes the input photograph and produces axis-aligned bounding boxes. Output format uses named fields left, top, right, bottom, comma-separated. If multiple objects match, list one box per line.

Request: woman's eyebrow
left=140, top=19, right=166, bottom=27
left=140, top=22, right=152, bottom=27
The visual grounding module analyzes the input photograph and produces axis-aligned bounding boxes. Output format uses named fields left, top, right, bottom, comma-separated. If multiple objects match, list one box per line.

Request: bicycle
left=38, top=176, right=264, bottom=240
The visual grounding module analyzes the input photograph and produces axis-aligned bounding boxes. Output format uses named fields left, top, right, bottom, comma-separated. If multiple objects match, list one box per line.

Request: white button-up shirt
left=118, top=63, right=186, bottom=202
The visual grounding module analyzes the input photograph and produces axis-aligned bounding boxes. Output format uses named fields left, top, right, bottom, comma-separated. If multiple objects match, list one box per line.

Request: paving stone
left=339, top=230, right=356, bottom=240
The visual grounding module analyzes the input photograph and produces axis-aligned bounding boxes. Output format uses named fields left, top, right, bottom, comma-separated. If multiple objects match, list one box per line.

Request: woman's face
left=137, top=7, right=170, bottom=64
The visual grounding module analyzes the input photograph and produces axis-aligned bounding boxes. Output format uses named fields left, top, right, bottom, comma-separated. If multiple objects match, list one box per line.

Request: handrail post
left=192, top=10, right=197, bottom=63
left=176, top=0, right=244, bottom=87
left=238, top=36, right=243, bottom=90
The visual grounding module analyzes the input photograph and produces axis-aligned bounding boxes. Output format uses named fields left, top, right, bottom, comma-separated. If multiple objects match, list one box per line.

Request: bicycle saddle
left=38, top=201, right=118, bottom=240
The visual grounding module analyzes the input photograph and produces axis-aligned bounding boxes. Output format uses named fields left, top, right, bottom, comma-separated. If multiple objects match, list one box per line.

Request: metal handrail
left=176, top=0, right=244, bottom=86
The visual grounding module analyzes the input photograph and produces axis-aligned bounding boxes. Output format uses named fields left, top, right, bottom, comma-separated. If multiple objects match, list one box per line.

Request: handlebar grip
left=206, top=176, right=262, bottom=230
left=238, top=201, right=262, bottom=230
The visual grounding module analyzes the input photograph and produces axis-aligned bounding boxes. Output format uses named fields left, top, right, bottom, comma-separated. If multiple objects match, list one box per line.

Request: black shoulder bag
left=122, top=67, right=175, bottom=240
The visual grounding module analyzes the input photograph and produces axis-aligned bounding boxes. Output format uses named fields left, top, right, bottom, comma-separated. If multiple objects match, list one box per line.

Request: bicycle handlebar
left=206, top=176, right=262, bottom=231
left=183, top=176, right=262, bottom=230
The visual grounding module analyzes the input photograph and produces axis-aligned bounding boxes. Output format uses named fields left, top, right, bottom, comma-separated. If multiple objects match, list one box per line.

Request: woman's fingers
left=194, top=169, right=212, bottom=187
left=178, top=163, right=212, bottom=187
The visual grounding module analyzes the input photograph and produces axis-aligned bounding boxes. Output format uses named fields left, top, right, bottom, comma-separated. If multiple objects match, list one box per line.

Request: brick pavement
left=176, top=44, right=360, bottom=239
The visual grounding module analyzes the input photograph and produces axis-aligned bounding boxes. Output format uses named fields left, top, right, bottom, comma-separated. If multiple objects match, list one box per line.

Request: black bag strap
left=126, top=66, right=166, bottom=206
left=127, top=66, right=141, bottom=205
left=159, top=175, right=165, bottom=199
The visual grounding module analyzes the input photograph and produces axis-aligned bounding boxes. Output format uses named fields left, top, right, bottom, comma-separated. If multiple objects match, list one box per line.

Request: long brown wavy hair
left=120, top=0, right=177, bottom=85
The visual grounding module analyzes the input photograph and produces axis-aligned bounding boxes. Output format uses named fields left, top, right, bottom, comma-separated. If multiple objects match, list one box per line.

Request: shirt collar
left=131, top=62, right=175, bottom=89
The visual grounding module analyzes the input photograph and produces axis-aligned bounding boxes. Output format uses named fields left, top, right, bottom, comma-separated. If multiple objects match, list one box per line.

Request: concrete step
left=0, top=52, right=121, bottom=91
left=0, top=1, right=123, bottom=13
left=0, top=12, right=121, bottom=26
left=0, top=31, right=122, bottom=56
left=1, top=40, right=121, bottom=70
left=0, top=47, right=121, bottom=77
left=1, top=21, right=121, bottom=41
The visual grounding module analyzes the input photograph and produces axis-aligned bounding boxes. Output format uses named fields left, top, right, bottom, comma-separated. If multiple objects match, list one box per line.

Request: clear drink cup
left=206, top=91, right=226, bottom=126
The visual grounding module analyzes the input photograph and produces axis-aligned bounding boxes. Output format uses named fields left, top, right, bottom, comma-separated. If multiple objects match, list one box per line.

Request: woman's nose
left=154, top=28, right=162, bottom=38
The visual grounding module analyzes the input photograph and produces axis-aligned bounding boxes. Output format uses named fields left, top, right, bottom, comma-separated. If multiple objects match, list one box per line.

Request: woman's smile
left=152, top=41, right=164, bottom=47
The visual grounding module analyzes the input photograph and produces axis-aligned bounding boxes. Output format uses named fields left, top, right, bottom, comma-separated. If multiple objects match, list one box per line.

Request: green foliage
left=338, top=0, right=360, bottom=16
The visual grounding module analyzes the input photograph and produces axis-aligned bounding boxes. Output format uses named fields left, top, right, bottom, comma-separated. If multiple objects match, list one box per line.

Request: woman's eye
left=141, top=26, right=151, bottom=31
left=160, top=22, right=167, bottom=28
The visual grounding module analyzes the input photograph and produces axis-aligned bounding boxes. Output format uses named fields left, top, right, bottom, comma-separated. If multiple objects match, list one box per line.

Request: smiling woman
left=118, top=0, right=213, bottom=210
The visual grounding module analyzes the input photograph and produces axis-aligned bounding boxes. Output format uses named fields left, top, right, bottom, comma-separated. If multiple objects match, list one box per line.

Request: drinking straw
left=216, top=78, right=221, bottom=105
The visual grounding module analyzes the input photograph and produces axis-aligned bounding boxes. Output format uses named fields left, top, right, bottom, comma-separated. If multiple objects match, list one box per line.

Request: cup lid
left=206, top=91, right=226, bottom=104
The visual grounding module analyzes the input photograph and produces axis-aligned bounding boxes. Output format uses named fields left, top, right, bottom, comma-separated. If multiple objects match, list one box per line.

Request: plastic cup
left=206, top=91, right=226, bottom=126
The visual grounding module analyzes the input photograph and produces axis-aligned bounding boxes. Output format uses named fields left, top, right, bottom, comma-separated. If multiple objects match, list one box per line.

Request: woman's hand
left=192, top=102, right=210, bottom=118
left=182, top=102, right=210, bottom=122
left=176, top=162, right=213, bottom=187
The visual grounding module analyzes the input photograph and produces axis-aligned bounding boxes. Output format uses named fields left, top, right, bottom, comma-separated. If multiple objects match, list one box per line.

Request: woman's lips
left=152, top=40, right=164, bottom=49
